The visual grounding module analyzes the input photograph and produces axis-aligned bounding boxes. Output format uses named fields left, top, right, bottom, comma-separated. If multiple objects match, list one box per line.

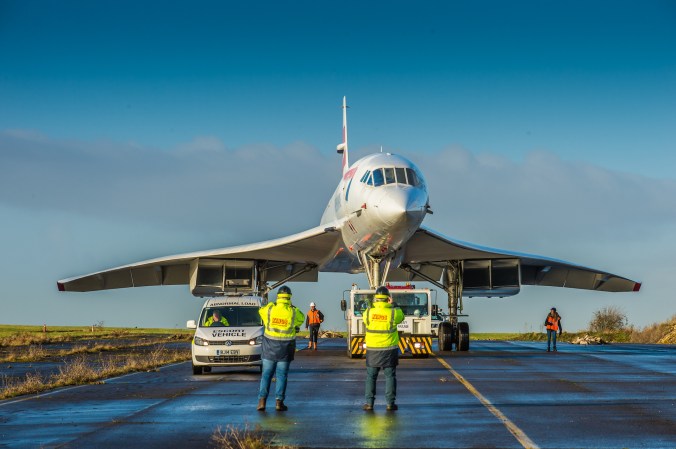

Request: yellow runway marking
left=434, top=354, right=540, bottom=449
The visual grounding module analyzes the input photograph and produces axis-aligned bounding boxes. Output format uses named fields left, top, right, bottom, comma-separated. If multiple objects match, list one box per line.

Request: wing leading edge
left=57, top=222, right=345, bottom=293
left=388, top=226, right=641, bottom=294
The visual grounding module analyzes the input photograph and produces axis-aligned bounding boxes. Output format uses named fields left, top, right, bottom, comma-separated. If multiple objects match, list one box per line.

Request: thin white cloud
left=0, top=130, right=337, bottom=241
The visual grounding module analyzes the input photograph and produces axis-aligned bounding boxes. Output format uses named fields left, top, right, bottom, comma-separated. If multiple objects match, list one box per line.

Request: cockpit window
left=364, top=166, right=421, bottom=187
left=395, top=167, right=406, bottom=184
left=384, top=168, right=395, bottom=184
left=406, top=168, right=419, bottom=186
left=372, top=168, right=384, bottom=187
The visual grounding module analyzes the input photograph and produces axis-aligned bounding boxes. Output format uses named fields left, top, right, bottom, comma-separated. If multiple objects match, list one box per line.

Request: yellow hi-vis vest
left=204, top=316, right=229, bottom=327
left=259, top=298, right=304, bottom=341
left=364, top=302, right=405, bottom=350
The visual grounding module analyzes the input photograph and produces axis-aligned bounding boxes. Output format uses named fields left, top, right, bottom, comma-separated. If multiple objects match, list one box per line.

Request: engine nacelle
left=463, top=259, right=521, bottom=298
left=189, top=259, right=254, bottom=296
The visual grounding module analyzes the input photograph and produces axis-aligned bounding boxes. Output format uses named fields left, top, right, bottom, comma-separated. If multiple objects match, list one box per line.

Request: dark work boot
left=363, top=403, right=373, bottom=411
left=275, top=400, right=288, bottom=411
left=386, top=403, right=398, bottom=411
left=257, top=398, right=266, bottom=411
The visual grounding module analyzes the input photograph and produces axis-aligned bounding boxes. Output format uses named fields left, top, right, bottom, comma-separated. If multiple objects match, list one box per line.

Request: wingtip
left=633, top=282, right=642, bottom=292
left=57, top=282, right=65, bottom=292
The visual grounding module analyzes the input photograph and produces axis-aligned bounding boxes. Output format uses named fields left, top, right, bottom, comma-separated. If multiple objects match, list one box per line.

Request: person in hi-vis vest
left=545, top=307, right=563, bottom=352
left=363, top=286, right=404, bottom=411
left=257, top=285, right=305, bottom=411
left=305, top=302, right=324, bottom=350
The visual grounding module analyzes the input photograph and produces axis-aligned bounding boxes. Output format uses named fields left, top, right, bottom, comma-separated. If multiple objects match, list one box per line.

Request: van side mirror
left=186, top=320, right=197, bottom=329
left=340, top=299, right=347, bottom=312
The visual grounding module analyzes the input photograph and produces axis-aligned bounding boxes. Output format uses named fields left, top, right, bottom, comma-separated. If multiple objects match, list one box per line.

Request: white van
left=187, top=296, right=264, bottom=374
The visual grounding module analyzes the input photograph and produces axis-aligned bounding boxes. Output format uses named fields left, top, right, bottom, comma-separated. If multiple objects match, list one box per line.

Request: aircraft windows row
left=359, top=167, right=420, bottom=187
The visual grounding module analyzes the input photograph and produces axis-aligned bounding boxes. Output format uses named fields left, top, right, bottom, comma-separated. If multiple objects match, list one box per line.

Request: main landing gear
left=402, top=261, right=470, bottom=352
left=438, top=321, right=470, bottom=352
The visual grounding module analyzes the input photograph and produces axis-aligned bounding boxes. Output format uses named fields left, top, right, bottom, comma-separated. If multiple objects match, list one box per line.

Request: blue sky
left=1, top=1, right=675, bottom=332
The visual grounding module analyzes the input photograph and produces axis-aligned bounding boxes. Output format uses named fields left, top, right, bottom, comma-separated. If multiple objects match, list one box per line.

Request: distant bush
left=589, top=306, right=628, bottom=333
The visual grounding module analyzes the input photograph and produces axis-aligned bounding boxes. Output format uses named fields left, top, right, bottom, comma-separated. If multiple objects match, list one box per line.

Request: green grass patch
left=0, top=324, right=192, bottom=347
left=470, top=333, right=522, bottom=340
left=471, top=331, right=635, bottom=343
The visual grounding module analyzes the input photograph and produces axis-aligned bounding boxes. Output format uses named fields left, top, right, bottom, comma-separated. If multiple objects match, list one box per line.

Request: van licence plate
left=216, top=349, right=240, bottom=356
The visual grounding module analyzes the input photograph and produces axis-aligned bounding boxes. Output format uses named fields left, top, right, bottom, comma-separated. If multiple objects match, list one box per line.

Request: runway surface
left=1, top=339, right=674, bottom=448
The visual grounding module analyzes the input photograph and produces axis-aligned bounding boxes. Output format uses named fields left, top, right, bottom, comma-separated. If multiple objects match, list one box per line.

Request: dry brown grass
left=211, top=425, right=297, bottom=449
left=0, top=346, right=190, bottom=400
left=628, top=315, right=676, bottom=344
left=0, top=333, right=73, bottom=347
left=0, top=339, right=185, bottom=364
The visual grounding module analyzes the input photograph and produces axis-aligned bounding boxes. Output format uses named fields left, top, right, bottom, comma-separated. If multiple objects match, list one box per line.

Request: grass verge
left=0, top=324, right=192, bottom=346
left=0, top=345, right=190, bottom=400
left=0, top=337, right=190, bottom=363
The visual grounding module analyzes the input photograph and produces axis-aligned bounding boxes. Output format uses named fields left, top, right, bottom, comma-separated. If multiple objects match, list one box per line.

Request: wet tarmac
left=1, top=339, right=674, bottom=448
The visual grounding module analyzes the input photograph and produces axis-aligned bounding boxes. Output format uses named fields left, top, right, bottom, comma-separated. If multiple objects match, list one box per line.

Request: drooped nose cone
left=376, top=186, right=428, bottom=230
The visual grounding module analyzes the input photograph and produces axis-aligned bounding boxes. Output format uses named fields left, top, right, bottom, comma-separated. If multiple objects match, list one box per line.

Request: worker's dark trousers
left=365, top=366, right=396, bottom=406
left=547, top=329, right=558, bottom=350
left=308, top=325, right=320, bottom=343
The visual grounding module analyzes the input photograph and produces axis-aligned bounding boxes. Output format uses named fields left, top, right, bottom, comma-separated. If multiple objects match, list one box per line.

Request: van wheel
left=203, top=366, right=212, bottom=373
left=192, top=364, right=203, bottom=375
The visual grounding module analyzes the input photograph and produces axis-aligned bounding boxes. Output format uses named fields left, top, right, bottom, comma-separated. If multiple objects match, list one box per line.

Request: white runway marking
left=434, top=353, right=540, bottom=449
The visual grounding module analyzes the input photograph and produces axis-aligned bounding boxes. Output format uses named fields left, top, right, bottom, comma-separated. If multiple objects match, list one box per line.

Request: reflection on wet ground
left=1, top=339, right=674, bottom=448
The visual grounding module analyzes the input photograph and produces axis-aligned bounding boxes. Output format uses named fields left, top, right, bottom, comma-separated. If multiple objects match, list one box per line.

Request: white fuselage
left=320, top=153, right=429, bottom=272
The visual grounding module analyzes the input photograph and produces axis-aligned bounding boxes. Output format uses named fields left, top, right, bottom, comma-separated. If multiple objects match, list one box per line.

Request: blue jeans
left=547, top=329, right=558, bottom=350
left=365, top=366, right=396, bottom=406
left=258, top=359, right=290, bottom=401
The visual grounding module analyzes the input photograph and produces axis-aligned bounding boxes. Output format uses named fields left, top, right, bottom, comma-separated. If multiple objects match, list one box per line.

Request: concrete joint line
left=433, top=353, right=540, bottom=449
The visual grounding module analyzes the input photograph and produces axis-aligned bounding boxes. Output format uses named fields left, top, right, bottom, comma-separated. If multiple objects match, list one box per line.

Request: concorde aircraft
left=58, top=97, right=640, bottom=350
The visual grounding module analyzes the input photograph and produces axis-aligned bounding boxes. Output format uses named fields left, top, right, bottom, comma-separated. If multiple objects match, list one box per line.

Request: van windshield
left=199, top=306, right=262, bottom=327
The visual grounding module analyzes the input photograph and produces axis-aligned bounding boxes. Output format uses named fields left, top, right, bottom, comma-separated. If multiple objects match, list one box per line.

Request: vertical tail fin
left=336, top=96, right=349, bottom=176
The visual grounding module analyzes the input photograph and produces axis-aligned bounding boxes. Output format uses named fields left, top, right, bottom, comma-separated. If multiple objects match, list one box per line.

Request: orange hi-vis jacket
left=307, top=309, right=322, bottom=325
left=546, top=314, right=560, bottom=331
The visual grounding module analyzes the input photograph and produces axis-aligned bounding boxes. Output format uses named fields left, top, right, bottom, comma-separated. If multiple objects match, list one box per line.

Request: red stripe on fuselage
left=343, top=166, right=357, bottom=180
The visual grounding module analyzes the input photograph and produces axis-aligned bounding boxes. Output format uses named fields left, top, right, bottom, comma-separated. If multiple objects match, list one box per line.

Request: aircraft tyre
left=438, top=322, right=453, bottom=351
left=203, top=366, right=212, bottom=373
left=457, top=322, right=470, bottom=351
left=192, top=364, right=203, bottom=375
